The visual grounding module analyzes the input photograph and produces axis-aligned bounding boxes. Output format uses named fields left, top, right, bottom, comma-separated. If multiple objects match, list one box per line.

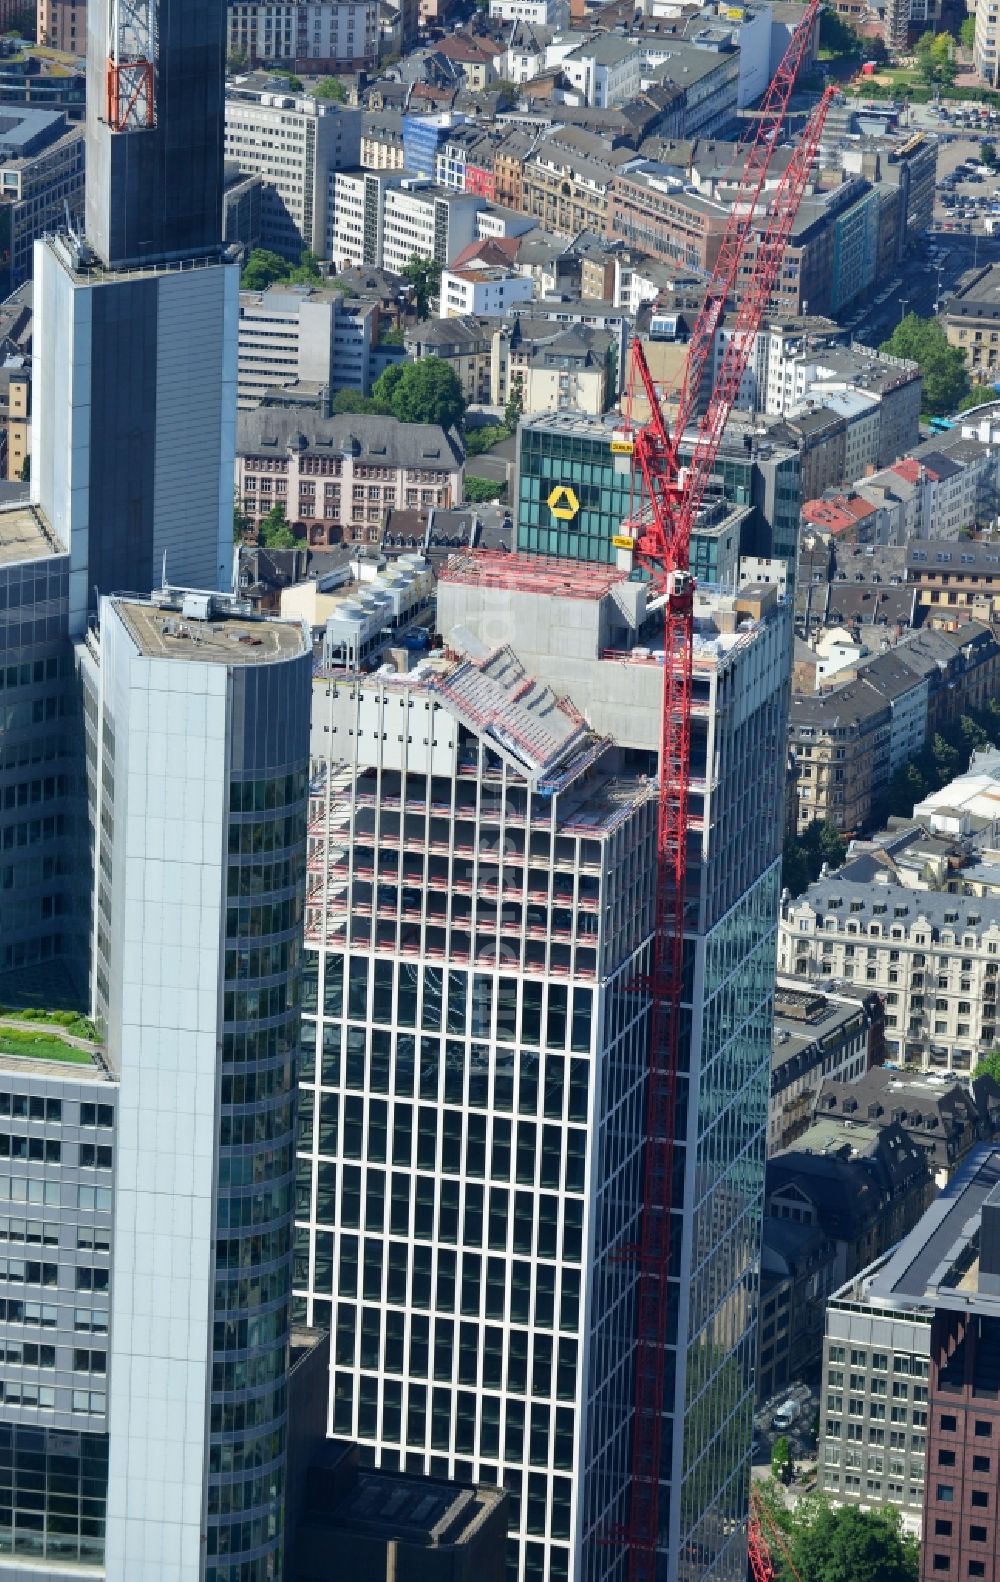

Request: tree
left=504, top=375, right=524, bottom=434
left=256, top=503, right=299, bottom=549
left=465, top=422, right=509, bottom=456
left=289, top=249, right=322, bottom=283
left=18, top=455, right=29, bottom=484
left=915, top=29, right=937, bottom=83
left=933, top=30, right=956, bottom=84
left=372, top=357, right=466, bottom=431
left=881, top=313, right=969, bottom=417
left=465, top=476, right=505, bottom=502
left=493, top=78, right=520, bottom=108
left=959, top=383, right=998, bottom=410
left=331, top=389, right=391, bottom=415
left=240, top=248, right=294, bottom=290
left=226, top=44, right=249, bottom=72
left=961, top=14, right=977, bottom=47
left=771, top=1436, right=792, bottom=1481
left=378, top=324, right=406, bottom=346
left=794, top=1503, right=919, bottom=1582
left=402, top=254, right=442, bottom=318
left=975, top=1048, right=1000, bottom=1085
left=233, top=497, right=251, bottom=543
left=313, top=76, right=348, bottom=102
left=273, top=70, right=303, bottom=91
left=819, top=8, right=861, bottom=55
left=783, top=818, right=847, bottom=896
left=755, top=1484, right=919, bottom=1582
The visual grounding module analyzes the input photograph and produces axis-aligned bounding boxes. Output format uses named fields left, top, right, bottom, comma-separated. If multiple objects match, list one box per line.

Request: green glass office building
left=515, top=413, right=800, bottom=579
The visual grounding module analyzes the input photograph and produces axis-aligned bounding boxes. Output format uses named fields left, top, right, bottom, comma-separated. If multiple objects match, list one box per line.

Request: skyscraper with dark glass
left=298, top=557, right=792, bottom=1582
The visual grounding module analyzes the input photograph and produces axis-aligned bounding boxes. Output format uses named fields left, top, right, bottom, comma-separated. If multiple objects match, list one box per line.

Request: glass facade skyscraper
left=78, top=590, right=311, bottom=1582
left=301, top=562, right=792, bottom=1582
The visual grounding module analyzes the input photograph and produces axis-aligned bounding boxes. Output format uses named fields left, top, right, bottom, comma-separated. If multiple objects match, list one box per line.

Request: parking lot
left=934, top=132, right=1000, bottom=237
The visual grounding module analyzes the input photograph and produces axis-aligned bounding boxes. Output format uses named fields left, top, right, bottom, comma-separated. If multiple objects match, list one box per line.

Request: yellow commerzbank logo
left=547, top=484, right=580, bottom=520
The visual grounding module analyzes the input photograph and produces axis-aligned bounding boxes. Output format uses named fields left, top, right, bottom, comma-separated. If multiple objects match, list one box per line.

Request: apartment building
left=762, top=340, right=922, bottom=470
left=867, top=1145, right=1000, bottom=1582
left=5, top=366, right=28, bottom=483
left=361, top=111, right=405, bottom=171
left=646, top=41, right=740, bottom=136
left=943, top=264, right=1000, bottom=379
left=976, top=0, right=1000, bottom=89
left=908, top=540, right=1000, bottom=626
left=329, top=171, right=484, bottom=274
left=788, top=685, right=890, bottom=835
left=521, top=130, right=632, bottom=239
left=819, top=1253, right=932, bottom=1537
left=489, top=0, right=567, bottom=23
left=225, top=86, right=361, bottom=259
left=607, top=166, right=728, bottom=275
left=560, top=33, right=641, bottom=107
left=36, top=0, right=85, bottom=51
left=383, top=183, right=484, bottom=276
left=0, top=109, right=84, bottom=294
left=815, top=1068, right=1000, bottom=1189
left=440, top=261, right=534, bottom=318
left=226, top=0, right=379, bottom=70
left=235, top=409, right=465, bottom=541
left=770, top=981, right=882, bottom=1155
left=300, top=557, right=791, bottom=1582
left=778, top=880, right=1000, bottom=1073
left=238, top=281, right=382, bottom=407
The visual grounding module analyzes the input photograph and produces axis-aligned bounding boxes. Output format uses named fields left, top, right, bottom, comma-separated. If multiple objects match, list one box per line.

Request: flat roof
left=438, top=548, right=628, bottom=599
left=0, top=504, right=62, bottom=567
left=868, top=1143, right=1000, bottom=1315
left=114, top=597, right=308, bottom=665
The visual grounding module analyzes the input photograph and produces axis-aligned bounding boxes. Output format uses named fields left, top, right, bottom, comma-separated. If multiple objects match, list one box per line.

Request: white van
left=772, top=1399, right=801, bottom=1432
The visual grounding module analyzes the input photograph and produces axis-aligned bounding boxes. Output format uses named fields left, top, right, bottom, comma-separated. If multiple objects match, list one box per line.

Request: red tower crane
left=748, top=1483, right=805, bottom=1582
left=615, top=13, right=836, bottom=1573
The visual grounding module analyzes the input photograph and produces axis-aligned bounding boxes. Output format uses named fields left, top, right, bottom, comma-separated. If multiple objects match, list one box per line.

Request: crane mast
left=616, top=12, right=836, bottom=1568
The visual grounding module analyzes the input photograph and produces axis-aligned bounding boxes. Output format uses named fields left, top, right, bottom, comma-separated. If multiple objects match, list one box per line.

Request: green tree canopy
left=975, top=1048, right=1000, bottom=1085
left=959, top=382, right=998, bottom=410
left=782, top=818, right=847, bottom=896
left=881, top=313, right=969, bottom=416
left=983, top=140, right=998, bottom=168
left=240, top=248, right=322, bottom=290
left=756, top=1482, right=919, bottom=1582
left=819, top=8, right=861, bottom=54
left=504, top=375, right=524, bottom=434
left=795, top=1503, right=919, bottom=1582
left=313, top=76, right=347, bottom=101
left=465, top=422, right=509, bottom=457
left=771, top=1436, right=792, bottom=1479
left=240, top=248, right=293, bottom=290
left=465, top=476, right=505, bottom=502
left=372, top=357, right=466, bottom=431
left=961, top=14, right=977, bottom=46
left=256, top=503, right=298, bottom=549
left=331, top=389, right=390, bottom=416
left=402, top=254, right=442, bottom=318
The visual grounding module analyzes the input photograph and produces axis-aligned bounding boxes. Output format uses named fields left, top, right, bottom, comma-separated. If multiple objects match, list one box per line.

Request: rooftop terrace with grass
left=0, top=1008, right=109, bottom=1081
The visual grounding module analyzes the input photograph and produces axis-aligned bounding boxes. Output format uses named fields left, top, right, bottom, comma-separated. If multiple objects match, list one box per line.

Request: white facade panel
left=101, top=609, right=228, bottom=1582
